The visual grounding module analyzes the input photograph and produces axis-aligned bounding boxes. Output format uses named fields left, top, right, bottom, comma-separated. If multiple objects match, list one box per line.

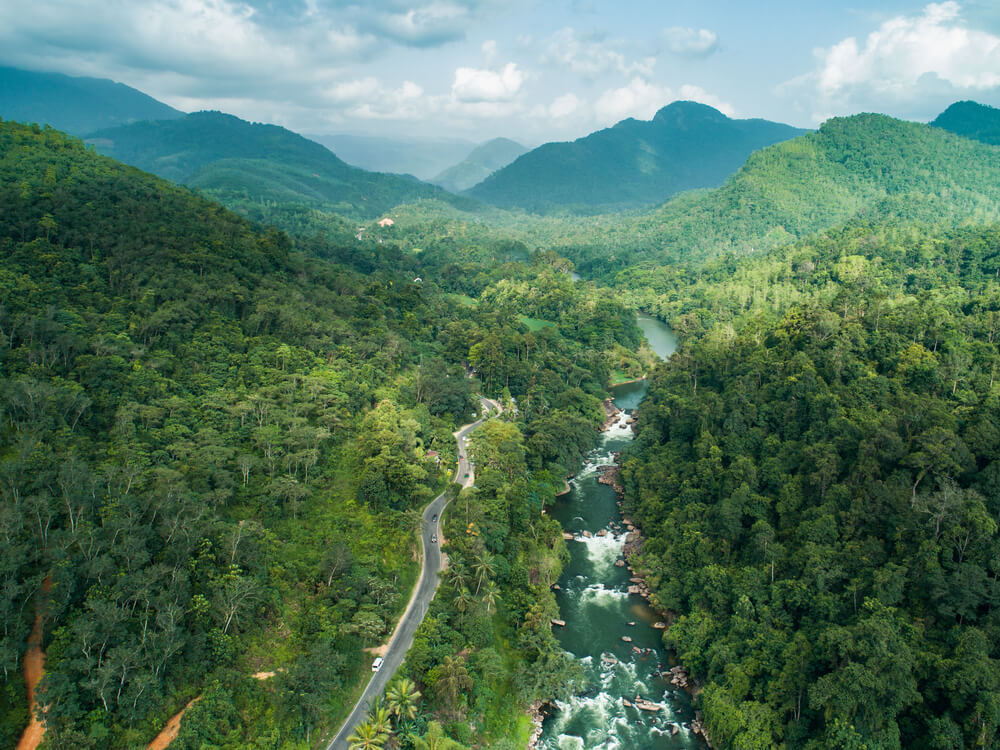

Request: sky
left=4, top=0, right=1000, bottom=144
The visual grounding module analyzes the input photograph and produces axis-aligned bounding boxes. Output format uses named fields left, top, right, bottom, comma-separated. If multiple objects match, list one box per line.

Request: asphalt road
left=326, top=396, right=499, bottom=750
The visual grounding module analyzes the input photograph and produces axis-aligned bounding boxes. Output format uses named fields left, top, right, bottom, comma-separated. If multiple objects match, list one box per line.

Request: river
left=540, top=315, right=705, bottom=750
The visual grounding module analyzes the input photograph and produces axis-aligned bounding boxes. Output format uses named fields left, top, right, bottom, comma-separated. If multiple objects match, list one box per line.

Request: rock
left=628, top=585, right=641, bottom=594
left=627, top=621, right=636, bottom=626
left=634, top=697, right=664, bottom=712
left=614, top=559, right=626, bottom=567
left=629, top=577, right=643, bottom=584
left=562, top=531, right=574, bottom=540
left=622, top=698, right=633, bottom=708
left=596, top=529, right=608, bottom=537
left=582, top=530, right=593, bottom=538
left=632, top=646, right=642, bottom=654
left=552, top=584, right=561, bottom=591
left=621, top=635, right=632, bottom=643
left=550, top=619, right=566, bottom=627
left=602, top=655, right=619, bottom=666
left=652, top=621, right=667, bottom=629
left=670, top=723, right=679, bottom=735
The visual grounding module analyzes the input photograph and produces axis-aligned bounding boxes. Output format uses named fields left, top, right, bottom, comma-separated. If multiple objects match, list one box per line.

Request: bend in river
left=541, top=315, right=703, bottom=749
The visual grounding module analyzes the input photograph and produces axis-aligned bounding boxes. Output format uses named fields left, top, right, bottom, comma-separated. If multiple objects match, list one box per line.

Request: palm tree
left=346, top=720, right=388, bottom=750
left=368, top=704, right=392, bottom=737
left=453, top=586, right=472, bottom=613
left=481, top=579, right=499, bottom=614
left=385, top=676, right=422, bottom=723
left=473, top=552, right=495, bottom=594
left=447, top=563, right=469, bottom=591
left=412, top=721, right=468, bottom=750
left=434, top=654, right=473, bottom=716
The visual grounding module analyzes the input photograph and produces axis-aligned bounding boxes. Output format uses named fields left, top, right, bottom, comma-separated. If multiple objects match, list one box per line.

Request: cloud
left=663, top=26, right=718, bottom=57
left=542, top=27, right=655, bottom=78
left=782, top=1, right=1000, bottom=121
left=549, top=92, right=582, bottom=118
left=452, top=62, right=523, bottom=102
left=366, top=2, right=474, bottom=47
left=594, top=77, right=734, bottom=125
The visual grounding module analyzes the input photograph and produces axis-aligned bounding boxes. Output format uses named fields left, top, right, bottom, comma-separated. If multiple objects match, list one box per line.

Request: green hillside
left=432, top=137, right=527, bottom=193
left=88, top=111, right=474, bottom=218
left=931, top=99, right=1000, bottom=145
left=0, top=65, right=183, bottom=135
left=557, top=112, right=1000, bottom=275
left=0, top=118, right=650, bottom=748
left=467, top=101, right=806, bottom=212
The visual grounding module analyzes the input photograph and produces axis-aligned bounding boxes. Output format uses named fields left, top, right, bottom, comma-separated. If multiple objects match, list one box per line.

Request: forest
left=0, top=120, right=640, bottom=749
left=3, top=97, right=1000, bottom=750
left=620, top=221, right=1000, bottom=748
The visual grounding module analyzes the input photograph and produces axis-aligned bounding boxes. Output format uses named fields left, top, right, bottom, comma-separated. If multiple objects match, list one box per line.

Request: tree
left=346, top=720, right=388, bottom=750
left=385, top=676, right=422, bottom=723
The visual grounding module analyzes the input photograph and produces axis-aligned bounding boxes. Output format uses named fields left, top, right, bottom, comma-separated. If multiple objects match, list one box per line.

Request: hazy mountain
left=467, top=101, right=807, bottom=212
left=930, top=100, right=1000, bottom=145
left=309, top=133, right=477, bottom=179
left=0, top=65, right=183, bottom=136
left=432, top=137, right=527, bottom=193
left=88, top=111, right=473, bottom=218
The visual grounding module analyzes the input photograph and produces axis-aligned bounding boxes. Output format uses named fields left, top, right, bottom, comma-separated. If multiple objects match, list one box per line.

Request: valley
left=2, top=55, right=1000, bottom=750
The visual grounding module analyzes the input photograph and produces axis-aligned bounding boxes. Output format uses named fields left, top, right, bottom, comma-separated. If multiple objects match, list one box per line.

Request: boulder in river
left=614, top=559, right=626, bottom=567
left=596, top=529, right=608, bottom=537
left=550, top=619, right=566, bottom=627
left=582, top=530, right=593, bottom=538
left=621, top=635, right=632, bottom=643
left=652, top=621, right=667, bottom=629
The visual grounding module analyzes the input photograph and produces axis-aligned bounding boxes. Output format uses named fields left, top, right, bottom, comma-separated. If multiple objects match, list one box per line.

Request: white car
left=372, top=657, right=384, bottom=672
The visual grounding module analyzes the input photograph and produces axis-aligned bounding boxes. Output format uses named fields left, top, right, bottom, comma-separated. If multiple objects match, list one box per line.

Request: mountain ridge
left=467, top=101, right=807, bottom=213
left=0, top=65, right=183, bottom=135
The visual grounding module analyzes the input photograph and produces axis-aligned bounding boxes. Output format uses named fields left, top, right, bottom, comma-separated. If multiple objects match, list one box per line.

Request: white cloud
left=549, top=92, right=581, bottom=118
left=677, top=84, right=735, bottom=116
left=452, top=62, right=524, bottom=102
left=542, top=27, right=655, bottom=78
left=663, top=26, right=718, bottom=57
left=371, top=2, right=473, bottom=46
left=782, top=1, right=1000, bottom=121
left=594, top=77, right=671, bottom=123
left=594, top=78, right=735, bottom=125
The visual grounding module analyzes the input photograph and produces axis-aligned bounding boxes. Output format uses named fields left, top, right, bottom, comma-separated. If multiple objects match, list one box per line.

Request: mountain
left=87, top=111, right=473, bottom=217
left=467, top=101, right=807, bottom=212
left=561, top=112, right=1000, bottom=275
left=308, top=133, right=476, bottom=179
left=432, top=137, right=527, bottom=193
left=0, top=65, right=183, bottom=135
left=930, top=99, right=1000, bottom=145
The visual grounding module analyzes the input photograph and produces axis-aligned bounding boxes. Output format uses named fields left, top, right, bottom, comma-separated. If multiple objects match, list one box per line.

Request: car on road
left=431, top=535, right=438, bottom=543
left=372, top=657, right=384, bottom=672
left=431, top=514, right=437, bottom=522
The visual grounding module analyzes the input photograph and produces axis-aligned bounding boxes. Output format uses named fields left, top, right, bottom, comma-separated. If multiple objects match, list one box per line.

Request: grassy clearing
left=518, top=315, right=556, bottom=331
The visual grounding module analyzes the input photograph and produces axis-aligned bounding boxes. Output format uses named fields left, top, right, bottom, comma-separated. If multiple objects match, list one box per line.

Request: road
left=326, top=395, right=499, bottom=750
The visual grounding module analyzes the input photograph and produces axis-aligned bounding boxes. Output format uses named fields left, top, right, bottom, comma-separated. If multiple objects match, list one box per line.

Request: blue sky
left=3, top=0, right=1000, bottom=143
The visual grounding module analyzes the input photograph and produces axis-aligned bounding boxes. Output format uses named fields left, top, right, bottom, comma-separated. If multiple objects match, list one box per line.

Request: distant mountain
left=309, top=133, right=476, bottom=179
left=467, top=101, right=807, bottom=212
left=604, top=113, right=1000, bottom=269
left=0, top=65, right=183, bottom=136
left=432, top=137, right=527, bottom=193
left=88, top=111, right=473, bottom=218
left=930, top=100, right=1000, bottom=145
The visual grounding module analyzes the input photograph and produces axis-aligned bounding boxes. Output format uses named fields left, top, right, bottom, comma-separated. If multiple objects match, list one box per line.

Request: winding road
left=326, top=395, right=500, bottom=750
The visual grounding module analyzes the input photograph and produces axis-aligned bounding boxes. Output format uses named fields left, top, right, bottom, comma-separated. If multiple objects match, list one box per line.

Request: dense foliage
left=0, top=120, right=644, bottom=748
left=621, top=222, right=1000, bottom=749
left=931, top=100, right=1000, bottom=146
left=468, top=101, right=804, bottom=213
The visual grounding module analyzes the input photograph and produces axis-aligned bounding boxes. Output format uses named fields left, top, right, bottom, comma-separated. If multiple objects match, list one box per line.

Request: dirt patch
left=16, top=577, right=51, bottom=750
left=363, top=644, right=389, bottom=658
left=147, top=696, right=201, bottom=750
left=252, top=671, right=276, bottom=680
